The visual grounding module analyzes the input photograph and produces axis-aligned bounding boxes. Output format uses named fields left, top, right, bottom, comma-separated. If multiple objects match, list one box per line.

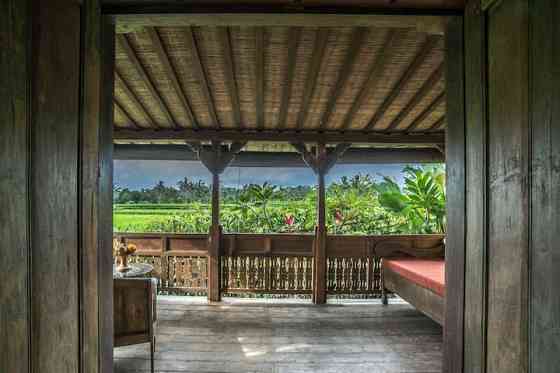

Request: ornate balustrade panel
left=116, top=233, right=210, bottom=295
left=166, top=255, right=208, bottom=294
left=114, top=233, right=444, bottom=297
left=221, top=256, right=313, bottom=294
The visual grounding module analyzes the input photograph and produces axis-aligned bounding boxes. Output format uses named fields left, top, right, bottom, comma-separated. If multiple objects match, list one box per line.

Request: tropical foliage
left=114, top=165, right=446, bottom=235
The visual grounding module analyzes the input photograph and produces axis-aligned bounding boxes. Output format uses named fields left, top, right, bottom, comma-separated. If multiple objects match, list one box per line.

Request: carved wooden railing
left=326, top=235, right=444, bottom=297
left=117, top=233, right=209, bottom=295
left=220, top=234, right=314, bottom=294
left=114, top=232, right=445, bottom=298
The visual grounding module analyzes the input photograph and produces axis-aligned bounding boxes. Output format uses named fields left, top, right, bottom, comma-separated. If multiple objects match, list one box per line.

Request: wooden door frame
left=101, top=5, right=468, bottom=373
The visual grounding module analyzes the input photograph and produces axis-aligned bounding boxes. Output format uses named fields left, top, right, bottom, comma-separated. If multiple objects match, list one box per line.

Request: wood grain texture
left=529, top=0, right=560, bottom=371
left=82, top=0, right=105, bottom=371
left=443, top=15, right=465, bottom=373
left=487, top=0, right=529, bottom=371
left=31, top=0, right=81, bottom=371
left=100, top=16, right=116, bottom=373
left=0, top=0, right=30, bottom=372
left=114, top=296, right=444, bottom=373
left=463, top=1, right=487, bottom=372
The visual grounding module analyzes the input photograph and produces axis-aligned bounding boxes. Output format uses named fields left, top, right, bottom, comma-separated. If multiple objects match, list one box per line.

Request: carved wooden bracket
left=290, top=142, right=351, bottom=175
left=186, top=140, right=247, bottom=175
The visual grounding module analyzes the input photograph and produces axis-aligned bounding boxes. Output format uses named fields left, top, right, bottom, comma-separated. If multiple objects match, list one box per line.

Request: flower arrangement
left=113, top=238, right=137, bottom=272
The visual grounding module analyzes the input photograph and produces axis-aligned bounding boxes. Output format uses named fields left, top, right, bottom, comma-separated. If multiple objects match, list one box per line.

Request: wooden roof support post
left=315, top=144, right=328, bottom=304
left=290, top=142, right=351, bottom=304
left=186, top=141, right=247, bottom=302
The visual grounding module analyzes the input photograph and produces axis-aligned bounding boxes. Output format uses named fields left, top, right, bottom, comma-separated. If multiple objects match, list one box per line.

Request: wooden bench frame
left=382, top=264, right=444, bottom=325
left=374, top=238, right=445, bottom=325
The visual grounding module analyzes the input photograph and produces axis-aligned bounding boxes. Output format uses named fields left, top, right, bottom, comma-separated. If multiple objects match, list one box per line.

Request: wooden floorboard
left=114, top=296, right=442, bottom=373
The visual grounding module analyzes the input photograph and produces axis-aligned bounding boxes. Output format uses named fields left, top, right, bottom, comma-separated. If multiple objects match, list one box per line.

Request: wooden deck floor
left=114, top=296, right=442, bottom=373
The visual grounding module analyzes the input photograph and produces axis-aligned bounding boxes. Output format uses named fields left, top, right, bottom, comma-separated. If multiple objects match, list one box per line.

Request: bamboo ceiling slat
left=277, top=27, right=301, bottom=130
left=118, top=33, right=180, bottom=128
left=404, top=92, right=446, bottom=133
left=114, top=25, right=447, bottom=142
left=303, top=27, right=354, bottom=130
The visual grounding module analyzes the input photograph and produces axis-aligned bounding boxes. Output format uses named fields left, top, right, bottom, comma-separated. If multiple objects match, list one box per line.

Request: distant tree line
left=113, top=177, right=313, bottom=204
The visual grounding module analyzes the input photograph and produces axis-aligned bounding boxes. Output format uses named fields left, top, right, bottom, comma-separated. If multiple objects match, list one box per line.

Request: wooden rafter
left=319, top=27, right=367, bottom=130
left=255, top=27, right=265, bottom=129
left=219, top=27, right=242, bottom=127
left=147, top=27, right=199, bottom=130
left=403, top=92, right=445, bottom=132
left=295, top=28, right=330, bottom=130
left=425, top=116, right=446, bottom=132
left=117, top=34, right=177, bottom=128
left=115, top=71, right=159, bottom=129
left=339, top=29, right=399, bottom=131
left=185, top=27, right=220, bottom=128
left=384, top=64, right=444, bottom=132
left=115, top=127, right=444, bottom=144
left=277, top=27, right=301, bottom=129
left=365, top=35, right=440, bottom=131
left=114, top=99, right=141, bottom=130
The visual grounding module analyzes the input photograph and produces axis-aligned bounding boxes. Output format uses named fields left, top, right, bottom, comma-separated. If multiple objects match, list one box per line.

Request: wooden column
left=529, top=1, right=560, bottom=371
left=444, top=14, right=466, bottom=373
left=314, top=144, right=328, bottom=304
left=291, top=142, right=350, bottom=304
left=1, top=1, right=113, bottom=372
left=461, top=1, right=560, bottom=372
left=187, top=141, right=246, bottom=302
left=208, top=172, right=221, bottom=302
left=464, top=1, right=488, bottom=372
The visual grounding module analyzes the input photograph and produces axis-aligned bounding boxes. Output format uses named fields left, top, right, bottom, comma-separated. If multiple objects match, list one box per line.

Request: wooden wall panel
left=486, top=0, right=529, bottom=371
left=31, top=0, right=82, bottom=370
left=2, top=1, right=113, bottom=372
left=463, top=1, right=487, bottom=372
left=444, top=15, right=465, bottom=373
left=0, top=0, right=31, bottom=372
left=529, top=0, right=560, bottom=371
left=99, top=18, right=115, bottom=373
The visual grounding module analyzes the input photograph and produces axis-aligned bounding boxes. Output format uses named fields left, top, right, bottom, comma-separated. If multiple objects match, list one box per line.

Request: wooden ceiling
left=114, top=24, right=447, bottom=144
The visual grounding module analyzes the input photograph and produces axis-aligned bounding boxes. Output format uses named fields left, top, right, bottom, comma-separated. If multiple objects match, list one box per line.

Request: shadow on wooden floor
left=114, top=296, right=442, bottom=373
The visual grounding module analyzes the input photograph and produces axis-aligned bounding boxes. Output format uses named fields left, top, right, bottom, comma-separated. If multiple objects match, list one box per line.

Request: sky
left=114, top=160, right=418, bottom=190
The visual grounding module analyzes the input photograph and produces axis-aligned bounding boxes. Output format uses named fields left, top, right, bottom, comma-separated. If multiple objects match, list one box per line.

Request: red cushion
left=384, top=258, right=445, bottom=297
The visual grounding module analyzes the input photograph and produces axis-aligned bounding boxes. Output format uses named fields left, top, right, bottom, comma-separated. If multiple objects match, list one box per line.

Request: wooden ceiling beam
left=114, top=145, right=446, bottom=165
left=384, top=64, right=444, bottom=132
left=403, top=91, right=445, bottom=133
left=219, top=27, right=242, bottom=128
left=185, top=27, right=220, bottom=128
left=117, top=34, right=177, bottom=128
left=295, top=28, right=330, bottom=130
left=115, top=71, right=160, bottom=129
left=114, top=99, right=141, bottom=130
left=114, top=127, right=444, bottom=145
left=107, top=11, right=452, bottom=35
left=339, top=29, right=399, bottom=131
left=255, top=27, right=265, bottom=129
left=365, top=35, right=439, bottom=131
left=147, top=27, right=199, bottom=130
left=319, top=27, right=367, bottom=130
left=277, top=27, right=301, bottom=130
